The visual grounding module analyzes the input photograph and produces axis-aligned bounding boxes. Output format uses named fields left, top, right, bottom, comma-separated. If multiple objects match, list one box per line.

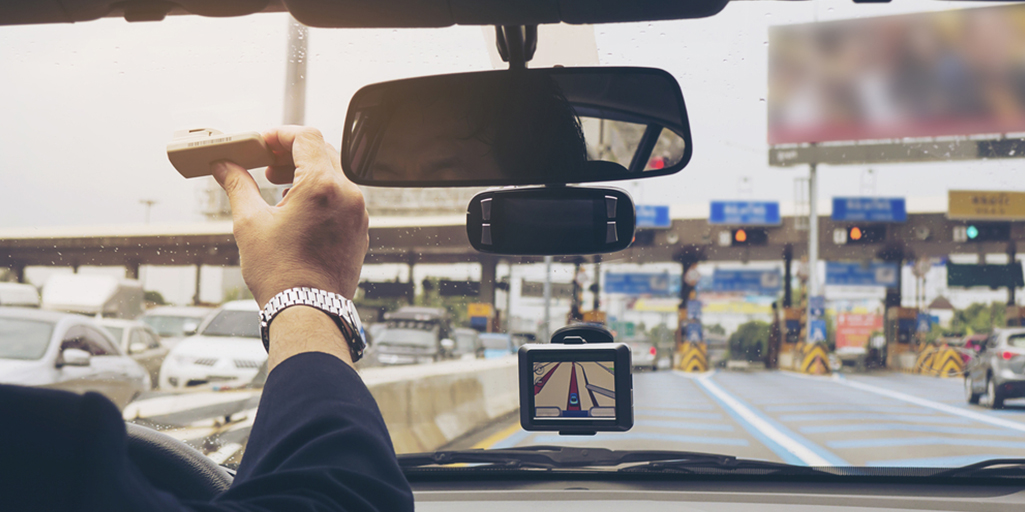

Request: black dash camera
left=518, top=325, right=633, bottom=435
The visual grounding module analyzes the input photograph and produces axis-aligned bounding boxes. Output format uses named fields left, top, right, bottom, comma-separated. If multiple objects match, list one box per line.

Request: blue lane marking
left=866, top=454, right=1013, bottom=467
left=634, top=409, right=724, bottom=420
left=693, top=374, right=849, bottom=466
left=829, top=437, right=1025, bottom=450
left=527, top=431, right=749, bottom=447
left=779, top=412, right=969, bottom=424
left=634, top=419, right=735, bottom=431
left=799, top=423, right=1011, bottom=436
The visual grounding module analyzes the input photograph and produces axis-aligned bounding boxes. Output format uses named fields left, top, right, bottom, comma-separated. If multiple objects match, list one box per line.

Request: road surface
left=454, top=369, right=1025, bottom=467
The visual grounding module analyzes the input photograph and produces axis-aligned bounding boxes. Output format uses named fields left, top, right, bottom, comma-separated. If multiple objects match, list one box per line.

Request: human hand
left=211, top=126, right=368, bottom=308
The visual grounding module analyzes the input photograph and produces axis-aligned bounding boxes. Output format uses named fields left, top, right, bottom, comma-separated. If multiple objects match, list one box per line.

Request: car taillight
left=649, top=346, right=657, bottom=356
left=1002, top=351, right=1017, bottom=360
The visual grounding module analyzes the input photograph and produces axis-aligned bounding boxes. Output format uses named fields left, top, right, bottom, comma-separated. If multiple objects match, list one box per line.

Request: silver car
left=140, top=306, right=213, bottom=350
left=96, top=318, right=169, bottom=388
left=965, top=327, right=1025, bottom=409
left=0, top=307, right=150, bottom=410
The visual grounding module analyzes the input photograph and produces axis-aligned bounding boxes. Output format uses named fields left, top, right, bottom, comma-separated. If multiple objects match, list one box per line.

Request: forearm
left=267, top=305, right=354, bottom=372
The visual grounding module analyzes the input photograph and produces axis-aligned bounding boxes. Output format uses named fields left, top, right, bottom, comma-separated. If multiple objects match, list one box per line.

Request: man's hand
left=211, top=126, right=369, bottom=308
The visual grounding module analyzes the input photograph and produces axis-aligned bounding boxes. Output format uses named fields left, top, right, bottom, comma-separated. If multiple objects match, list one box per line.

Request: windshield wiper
left=398, top=445, right=822, bottom=474
left=932, top=458, right=1025, bottom=478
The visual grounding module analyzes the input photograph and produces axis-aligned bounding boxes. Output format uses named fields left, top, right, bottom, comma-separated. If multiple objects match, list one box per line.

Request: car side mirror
left=182, top=322, right=199, bottom=336
left=58, top=348, right=91, bottom=368
left=129, top=342, right=148, bottom=355
left=441, top=338, right=456, bottom=353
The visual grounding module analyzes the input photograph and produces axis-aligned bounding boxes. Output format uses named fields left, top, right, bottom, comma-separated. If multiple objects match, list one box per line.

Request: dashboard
left=411, top=478, right=1025, bottom=511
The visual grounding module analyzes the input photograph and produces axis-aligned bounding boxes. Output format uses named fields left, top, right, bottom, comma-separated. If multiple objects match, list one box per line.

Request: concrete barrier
left=360, top=356, right=519, bottom=454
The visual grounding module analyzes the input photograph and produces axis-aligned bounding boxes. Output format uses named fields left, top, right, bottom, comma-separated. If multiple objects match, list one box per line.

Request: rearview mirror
left=342, top=67, right=691, bottom=187
left=466, top=186, right=635, bottom=255
left=58, top=348, right=91, bottom=367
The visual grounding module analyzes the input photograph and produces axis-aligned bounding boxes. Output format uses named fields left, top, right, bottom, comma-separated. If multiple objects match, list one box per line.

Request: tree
left=143, top=290, right=166, bottom=305
left=728, top=320, right=770, bottom=362
left=947, top=302, right=1006, bottom=336
left=704, top=323, right=726, bottom=336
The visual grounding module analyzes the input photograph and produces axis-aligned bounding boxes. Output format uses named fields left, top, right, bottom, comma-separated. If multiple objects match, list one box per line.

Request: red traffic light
left=734, top=229, right=748, bottom=243
left=850, top=226, right=862, bottom=241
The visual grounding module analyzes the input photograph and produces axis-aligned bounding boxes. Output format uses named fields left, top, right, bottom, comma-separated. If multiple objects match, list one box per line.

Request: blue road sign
left=635, top=205, right=671, bottom=228
left=825, top=262, right=899, bottom=287
left=917, top=313, right=932, bottom=333
left=809, top=320, right=828, bottom=342
left=686, top=322, right=703, bottom=342
left=711, top=269, right=782, bottom=295
left=604, top=272, right=680, bottom=296
left=709, top=201, right=781, bottom=225
left=809, top=295, right=826, bottom=318
left=687, top=300, right=703, bottom=321
left=832, top=197, right=907, bottom=223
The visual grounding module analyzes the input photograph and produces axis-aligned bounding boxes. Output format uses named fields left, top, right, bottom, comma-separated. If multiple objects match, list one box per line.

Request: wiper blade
left=618, top=457, right=824, bottom=475
left=932, top=458, right=1025, bottom=478
left=398, top=445, right=815, bottom=472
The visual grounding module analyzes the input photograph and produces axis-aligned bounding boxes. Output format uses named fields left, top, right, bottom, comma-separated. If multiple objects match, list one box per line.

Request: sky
left=0, top=0, right=1021, bottom=309
left=1, top=0, right=1021, bottom=229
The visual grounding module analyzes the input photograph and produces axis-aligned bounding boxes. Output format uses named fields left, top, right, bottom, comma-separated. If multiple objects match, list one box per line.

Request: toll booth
left=1008, top=306, right=1023, bottom=327
left=777, top=307, right=803, bottom=369
left=885, top=307, right=918, bottom=370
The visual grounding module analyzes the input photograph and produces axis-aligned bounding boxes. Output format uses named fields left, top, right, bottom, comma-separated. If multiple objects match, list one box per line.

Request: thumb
left=211, top=161, right=269, bottom=221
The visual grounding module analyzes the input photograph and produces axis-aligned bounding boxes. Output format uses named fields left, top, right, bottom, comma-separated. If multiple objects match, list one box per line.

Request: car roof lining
left=2, top=0, right=730, bottom=28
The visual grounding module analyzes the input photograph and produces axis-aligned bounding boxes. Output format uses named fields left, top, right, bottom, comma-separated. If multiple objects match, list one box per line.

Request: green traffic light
left=966, top=225, right=979, bottom=239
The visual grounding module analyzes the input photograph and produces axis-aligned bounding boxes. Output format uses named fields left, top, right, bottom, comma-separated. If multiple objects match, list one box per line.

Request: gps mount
left=550, top=324, right=614, bottom=345
left=495, top=25, right=538, bottom=69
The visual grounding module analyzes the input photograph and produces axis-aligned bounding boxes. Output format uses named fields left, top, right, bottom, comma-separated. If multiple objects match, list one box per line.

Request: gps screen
left=532, top=359, right=617, bottom=420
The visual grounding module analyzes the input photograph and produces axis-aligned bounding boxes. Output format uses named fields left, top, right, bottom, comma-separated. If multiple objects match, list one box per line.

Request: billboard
left=769, top=5, right=1025, bottom=146
left=835, top=313, right=883, bottom=350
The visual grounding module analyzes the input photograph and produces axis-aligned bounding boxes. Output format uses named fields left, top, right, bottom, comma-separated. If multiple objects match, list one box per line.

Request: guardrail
left=361, top=357, right=519, bottom=453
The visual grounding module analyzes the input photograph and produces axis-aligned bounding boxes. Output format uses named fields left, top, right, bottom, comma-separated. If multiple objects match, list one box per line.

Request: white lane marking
left=674, top=370, right=716, bottom=379
left=696, top=375, right=832, bottom=466
left=828, top=375, right=1025, bottom=434
left=123, top=390, right=261, bottom=420
left=206, top=443, right=243, bottom=465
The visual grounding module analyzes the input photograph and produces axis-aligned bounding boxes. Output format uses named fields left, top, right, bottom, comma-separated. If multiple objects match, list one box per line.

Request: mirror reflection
left=343, top=68, right=690, bottom=186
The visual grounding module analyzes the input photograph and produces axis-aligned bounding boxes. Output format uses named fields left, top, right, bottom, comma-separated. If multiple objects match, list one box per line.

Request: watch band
left=259, top=287, right=366, bottom=362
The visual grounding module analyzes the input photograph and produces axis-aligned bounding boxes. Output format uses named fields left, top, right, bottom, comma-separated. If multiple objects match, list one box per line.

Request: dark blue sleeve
left=0, top=352, right=413, bottom=512
left=202, top=352, right=414, bottom=511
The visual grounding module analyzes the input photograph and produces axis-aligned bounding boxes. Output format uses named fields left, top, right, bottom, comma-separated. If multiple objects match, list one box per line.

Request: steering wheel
left=125, top=422, right=234, bottom=500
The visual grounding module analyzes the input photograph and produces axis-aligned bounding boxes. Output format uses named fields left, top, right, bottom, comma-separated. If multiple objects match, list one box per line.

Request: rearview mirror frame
left=342, top=67, right=692, bottom=188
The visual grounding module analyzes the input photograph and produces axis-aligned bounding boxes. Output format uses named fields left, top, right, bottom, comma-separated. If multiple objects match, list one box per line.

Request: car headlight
left=173, top=354, right=195, bottom=365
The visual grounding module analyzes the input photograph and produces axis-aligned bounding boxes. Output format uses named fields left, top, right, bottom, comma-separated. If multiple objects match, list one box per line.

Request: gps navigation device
left=519, top=329, right=633, bottom=435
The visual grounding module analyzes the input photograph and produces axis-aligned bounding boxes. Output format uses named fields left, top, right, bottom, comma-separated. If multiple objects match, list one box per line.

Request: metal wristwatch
left=259, top=287, right=366, bottom=362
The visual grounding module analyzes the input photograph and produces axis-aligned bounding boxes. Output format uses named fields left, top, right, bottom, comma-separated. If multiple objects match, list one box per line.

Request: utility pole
left=542, top=256, right=553, bottom=341
left=139, top=199, right=157, bottom=224
left=283, top=16, right=308, bottom=126
left=807, top=161, right=819, bottom=343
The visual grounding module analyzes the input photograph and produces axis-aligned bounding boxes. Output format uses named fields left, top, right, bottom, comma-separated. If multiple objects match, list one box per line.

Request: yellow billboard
left=948, top=190, right=1025, bottom=220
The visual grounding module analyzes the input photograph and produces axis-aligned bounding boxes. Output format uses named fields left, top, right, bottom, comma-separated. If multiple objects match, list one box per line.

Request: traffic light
left=953, top=222, right=1011, bottom=243
left=835, top=225, right=886, bottom=244
left=729, top=228, right=768, bottom=246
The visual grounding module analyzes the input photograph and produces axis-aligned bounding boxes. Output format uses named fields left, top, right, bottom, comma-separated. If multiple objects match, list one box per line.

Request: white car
left=141, top=306, right=214, bottom=350
left=95, top=318, right=169, bottom=388
left=158, top=301, right=265, bottom=390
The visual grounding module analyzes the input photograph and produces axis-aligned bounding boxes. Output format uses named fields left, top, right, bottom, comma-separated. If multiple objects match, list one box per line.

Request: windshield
left=102, top=326, right=124, bottom=343
left=200, top=311, right=260, bottom=339
left=143, top=315, right=201, bottom=337
left=0, top=319, right=54, bottom=360
left=6, top=0, right=1025, bottom=476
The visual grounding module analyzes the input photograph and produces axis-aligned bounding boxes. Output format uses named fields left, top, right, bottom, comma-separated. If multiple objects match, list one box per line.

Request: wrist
left=267, top=306, right=354, bottom=371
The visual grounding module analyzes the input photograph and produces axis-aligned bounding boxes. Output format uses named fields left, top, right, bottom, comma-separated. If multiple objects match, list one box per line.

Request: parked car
left=374, top=307, right=453, bottom=365
left=158, top=300, right=264, bottom=389
left=0, top=283, right=40, bottom=307
left=141, top=306, right=214, bottom=350
left=96, top=318, right=169, bottom=387
left=479, top=333, right=517, bottom=359
left=965, top=328, right=1025, bottom=408
left=0, top=307, right=150, bottom=410
left=626, top=337, right=658, bottom=371
left=451, top=327, right=484, bottom=359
